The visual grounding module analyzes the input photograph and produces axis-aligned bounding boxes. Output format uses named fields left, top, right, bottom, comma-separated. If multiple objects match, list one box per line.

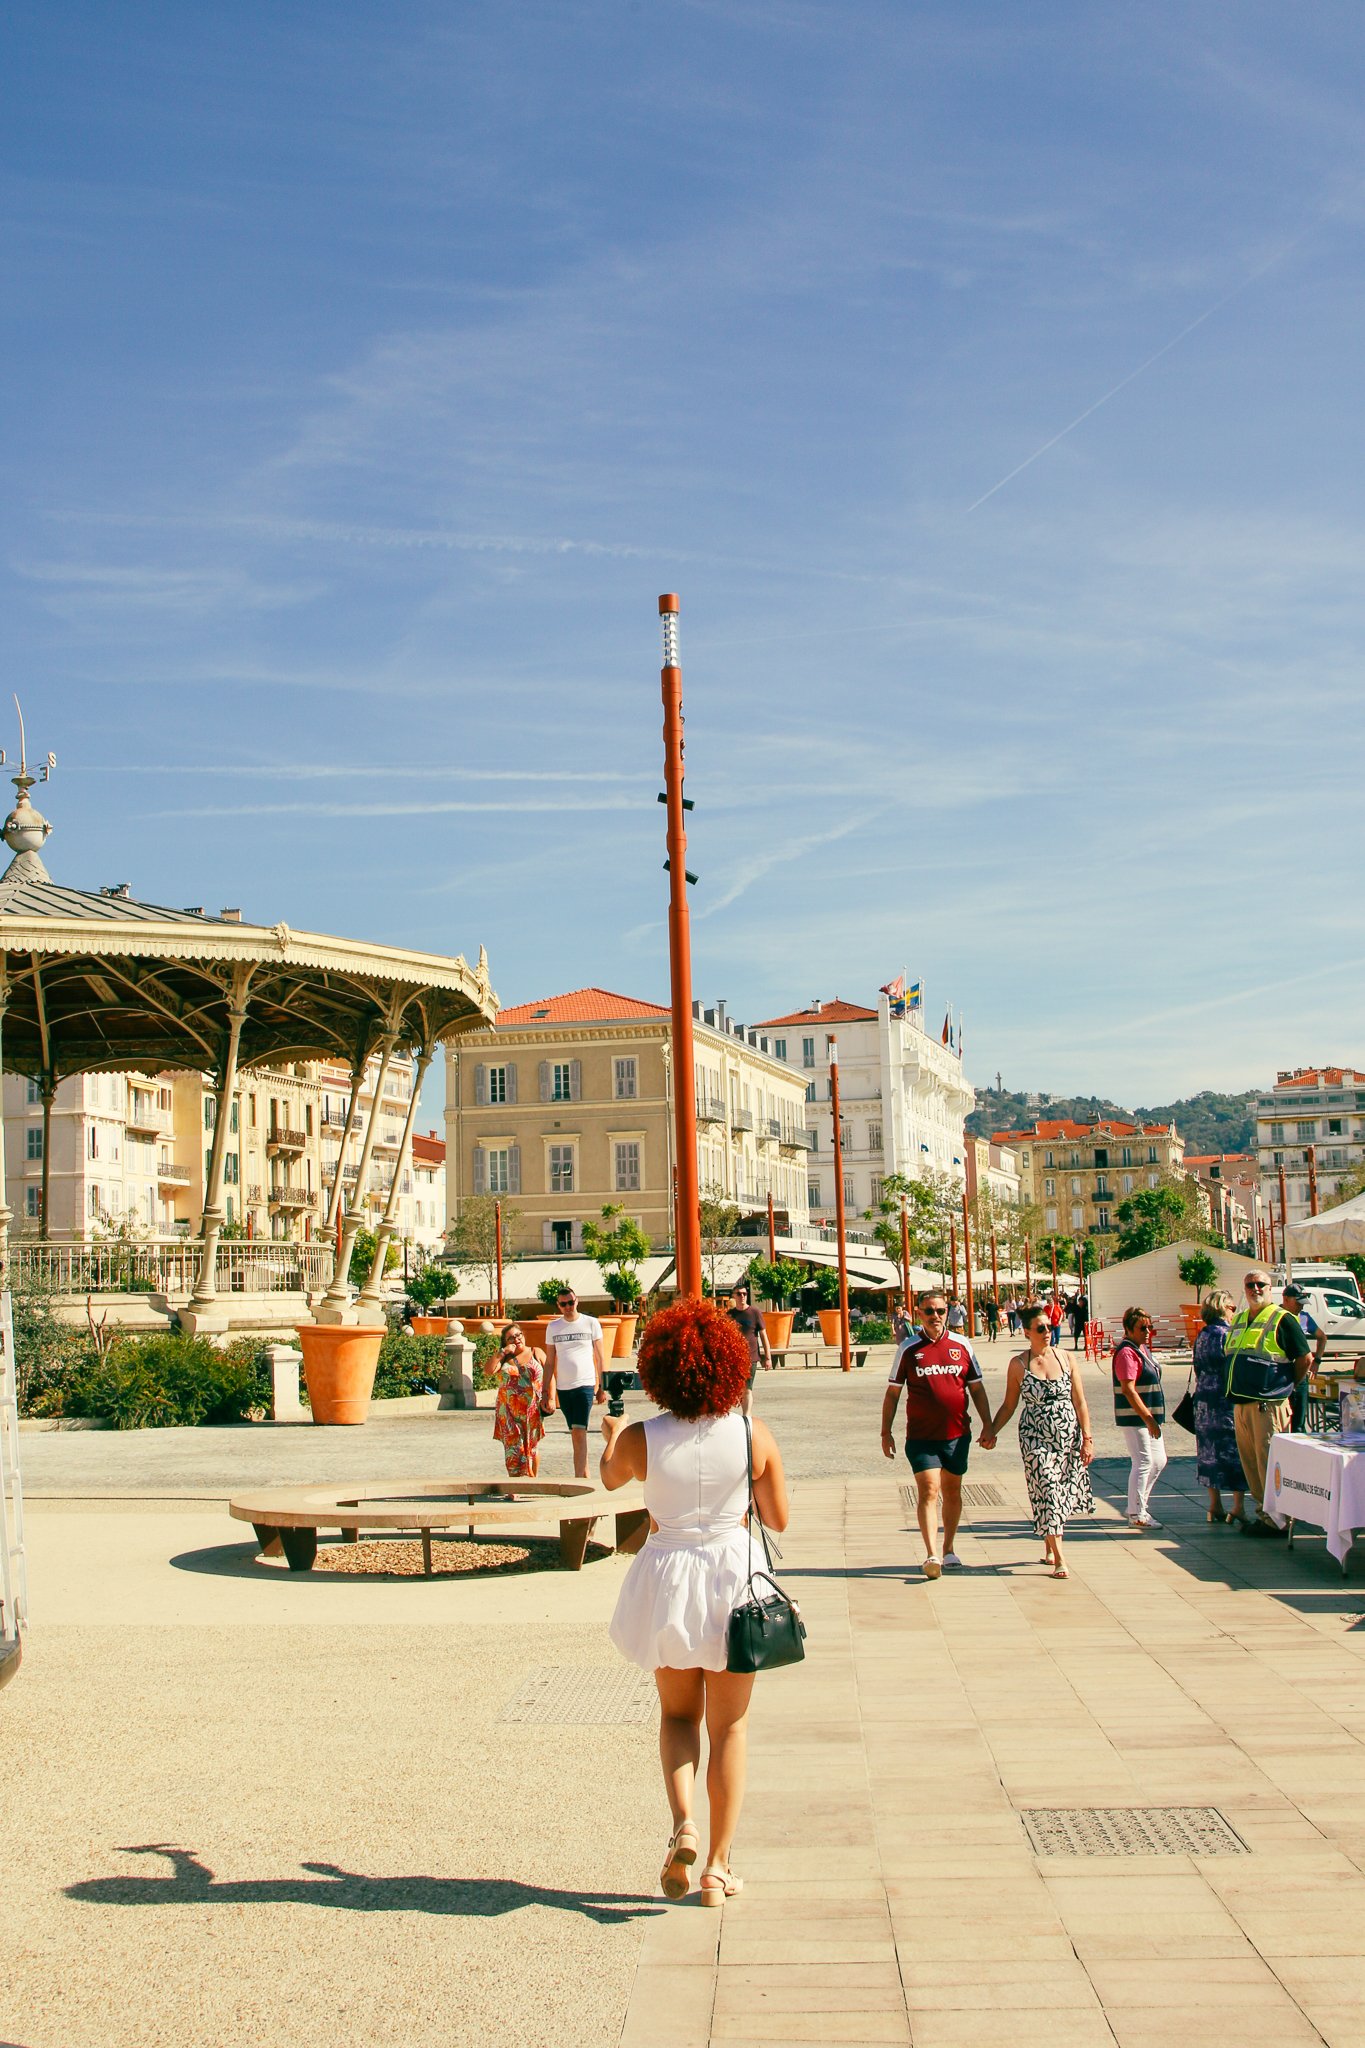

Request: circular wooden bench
left=228, top=1477, right=650, bottom=1575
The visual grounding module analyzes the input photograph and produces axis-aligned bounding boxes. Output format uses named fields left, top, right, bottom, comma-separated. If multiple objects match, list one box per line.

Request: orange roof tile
left=991, top=1117, right=1177, bottom=1145
left=412, top=1132, right=445, bottom=1165
left=753, top=998, right=879, bottom=1027
left=495, top=986, right=670, bottom=1027
left=1272, top=1067, right=1365, bottom=1089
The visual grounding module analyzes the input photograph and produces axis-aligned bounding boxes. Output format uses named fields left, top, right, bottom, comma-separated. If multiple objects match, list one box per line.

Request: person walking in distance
left=1069, top=1291, right=1088, bottom=1351
left=1225, top=1271, right=1311, bottom=1534
left=982, top=1302, right=1094, bottom=1577
left=726, top=1282, right=771, bottom=1418
left=946, top=1295, right=967, bottom=1333
left=982, top=1295, right=1000, bottom=1342
left=542, top=1287, right=605, bottom=1480
left=602, top=1300, right=790, bottom=1907
left=1046, top=1295, right=1064, bottom=1348
left=1280, top=1283, right=1326, bottom=1432
left=881, top=1291, right=994, bottom=1579
left=1112, top=1306, right=1167, bottom=1529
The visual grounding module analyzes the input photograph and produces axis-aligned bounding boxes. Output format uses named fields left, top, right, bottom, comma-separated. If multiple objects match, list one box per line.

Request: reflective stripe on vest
left=1224, top=1305, right=1293, bottom=1403
left=1112, top=1342, right=1165, bottom=1427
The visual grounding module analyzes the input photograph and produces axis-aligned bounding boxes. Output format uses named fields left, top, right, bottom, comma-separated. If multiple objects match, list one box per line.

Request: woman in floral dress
left=983, top=1302, right=1095, bottom=1578
left=492, top=1324, right=546, bottom=1478
left=1192, top=1293, right=1246, bottom=1524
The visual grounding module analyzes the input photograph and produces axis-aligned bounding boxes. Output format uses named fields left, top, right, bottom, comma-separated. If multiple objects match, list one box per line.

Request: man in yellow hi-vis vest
left=1224, top=1270, right=1311, bottom=1532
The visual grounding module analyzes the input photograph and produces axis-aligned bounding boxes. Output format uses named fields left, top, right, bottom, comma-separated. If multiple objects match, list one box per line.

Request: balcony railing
left=269, top=1186, right=317, bottom=1210
left=125, top=1100, right=174, bottom=1138
left=268, top=1126, right=307, bottom=1153
left=695, top=1096, right=726, bottom=1124
left=731, top=1107, right=754, bottom=1132
left=787, top=1127, right=817, bottom=1151
left=321, top=1108, right=350, bottom=1129
left=156, top=1160, right=193, bottom=1187
left=10, top=1236, right=332, bottom=1296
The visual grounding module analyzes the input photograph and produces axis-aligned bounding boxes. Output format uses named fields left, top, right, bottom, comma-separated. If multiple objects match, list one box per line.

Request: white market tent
left=1088, top=1238, right=1255, bottom=1348
left=1285, top=1192, right=1365, bottom=1260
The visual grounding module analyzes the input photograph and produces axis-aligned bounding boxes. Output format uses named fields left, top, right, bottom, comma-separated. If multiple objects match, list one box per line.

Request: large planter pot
left=520, top=1317, right=553, bottom=1352
left=610, top=1313, right=639, bottom=1358
left=596, top=1315, right=624, bottom=1356
left=1179, top=1302, right=1203, bottom=1347
left=297, top=1324, right=384, bottom=1426
left=817, top=1308, right=845, bottom=1348
left=762, top=1310, right=796, bottom=1352
left=409, top=1315, right=450, bottom=1336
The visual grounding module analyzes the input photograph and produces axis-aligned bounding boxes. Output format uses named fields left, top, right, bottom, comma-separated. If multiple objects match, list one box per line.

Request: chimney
left=220, top=907, right=242, bottom=923
left=101, top=883, right=131, bottom=900
left=715, top=999, right=727, bottom=1030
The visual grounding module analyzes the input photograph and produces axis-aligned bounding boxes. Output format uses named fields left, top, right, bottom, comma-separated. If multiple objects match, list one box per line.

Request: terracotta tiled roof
left=991, top=1117, right=1177, bottom=1145
left=412, top=1132, right=445, bottom=1166
left=495, top=986, right=670, bottom=1027
left=1184, top=1152, right=1256, bottom=1168
left=753, top=998, right=879, bottom=1027
left=1273, top=1067, right=1365, bottom=1089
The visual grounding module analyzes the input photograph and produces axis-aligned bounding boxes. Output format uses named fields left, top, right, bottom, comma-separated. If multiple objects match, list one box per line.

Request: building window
left=205, top=1098, right=216, bottom=1131
left=1044, top=1151, right=1055, bottom=1167
left=774, top=1038, right=787, bottom=1061
left=808, top=1179, right=821, bottom=1207
left=1094, top=1148, right=1109, bottom=1168
left=1296, top=1120, right=1316, bottom=1142
left=827, top=1078, right=835, bottom=1100
left=614, top=1057, right=637, bottom=1101
left=551, top=1221, right=573, bottom=1254
left=868, top=1122, right=883, bottom=1152
left=551, top=1062, right=572, bottom=1102
left=1121, top=1145, right=1132, bottom=1166
left=88, top=1127, right=99, bottom=1160
left=1328, top=1117, right=1343, bottom=1135
left=1147, top=1145, right=1158, bottom=1163
left=614, top=1141, right=641, bottom=1192
left=25, top=1186, right=40, bottom=1219
left=223, top=1153, right=239, bottom=1185
left=1044, top=1176, right=1055, bottom=1197
left=1121, top=1174, right=1134, bottom=1193
left=1097, top=1208, right=1111, bottom=1231
left=1273, top=1151, right=1284, bottom=1167
left=26, top=1128, right=42, bottom=1161
left=89, top=1186, right=101, bottom=1218
left=1147, top=1172, right=1159, bottom=1188
left=25, top=1078, right=40, bottom=1106
left=870, top=1175, right=883, bottom=1208
left=801, top=1037, right=815, bottom=1069
left=487, top=1065, right=507, bottom=1104
left=1095, top=1180, right=1111, bottom=1200
left=843, top=1176, right=854, bottom=1208
left=1045, top=1206, right=1058, bottom=1230
left=230, top=1100, right=239, bottom=1134
left=548, top=1144, right=575, bottom=1195
left=805, top=1081, right=816, bottom=1103
left=487, top=1148, right=511, bottom=1194
left=1070, top=1203, right=1083, bottom=1228
left=1070, top=1177, right=1082, bottom=1196
left=840, top=1122, right=852, bottom=1151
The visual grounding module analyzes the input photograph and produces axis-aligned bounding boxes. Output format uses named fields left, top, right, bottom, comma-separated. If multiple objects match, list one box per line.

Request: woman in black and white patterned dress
left=983, top=1302, right=1095, bottom=1578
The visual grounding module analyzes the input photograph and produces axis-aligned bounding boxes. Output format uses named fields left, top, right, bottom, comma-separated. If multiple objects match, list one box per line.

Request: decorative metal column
left=495, top=1198, right=505, bottom=1316
left=356, top=1047, right=433, bottom=1322
left=319, top=1031, right=398, bottom=1320
left=188, top=972, right=252, bottom=1320
left=659, top=594, right=702, bottom=1299
left=1307, top=1146, right=1319, bottom=1216
left=827, top=1035, right=851, bottom=1372
left=1278, top=1161, right=1289, bottom=1266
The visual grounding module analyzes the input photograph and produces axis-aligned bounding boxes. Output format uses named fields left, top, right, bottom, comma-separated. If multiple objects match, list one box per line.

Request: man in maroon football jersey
left=880, top=1291, right=994, bottom=1578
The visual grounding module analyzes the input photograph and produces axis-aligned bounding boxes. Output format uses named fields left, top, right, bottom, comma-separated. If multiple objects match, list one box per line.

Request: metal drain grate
left=900, top=1482, right=1005, bottom=1514
left=500, top=1665, right=658, bottom=1726
left=1021, top=1807, right=1248, bottom=1858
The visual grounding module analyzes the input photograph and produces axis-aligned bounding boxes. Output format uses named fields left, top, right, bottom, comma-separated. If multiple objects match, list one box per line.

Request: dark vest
left=1112, top=1341, right=1165, bottom=1427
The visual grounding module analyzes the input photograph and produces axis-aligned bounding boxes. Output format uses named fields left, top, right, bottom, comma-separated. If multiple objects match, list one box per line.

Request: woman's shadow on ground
left=66, top=1845, right=660, bottom=1925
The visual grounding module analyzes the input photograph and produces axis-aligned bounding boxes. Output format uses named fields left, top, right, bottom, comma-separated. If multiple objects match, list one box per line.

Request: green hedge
left=28, top=1331, right=274, bottom=1429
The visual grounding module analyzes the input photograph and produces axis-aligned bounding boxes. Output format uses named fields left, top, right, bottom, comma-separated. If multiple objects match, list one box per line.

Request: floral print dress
left=1017, top=1359, right=1094, bottom=1537
left=493, top=1355, right=545, bottom=1477
left=1192, top=1321, right=1246, bottom=1492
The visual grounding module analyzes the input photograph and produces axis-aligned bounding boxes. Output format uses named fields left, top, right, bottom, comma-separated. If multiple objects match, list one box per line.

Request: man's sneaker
left=942, top=1552, right=963, bottom=1570
left=923, top=1555, right=942, bottom=1579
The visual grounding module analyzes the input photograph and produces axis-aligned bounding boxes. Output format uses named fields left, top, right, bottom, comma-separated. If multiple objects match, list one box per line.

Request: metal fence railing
left=9, top=1238, right=333, bottom=1297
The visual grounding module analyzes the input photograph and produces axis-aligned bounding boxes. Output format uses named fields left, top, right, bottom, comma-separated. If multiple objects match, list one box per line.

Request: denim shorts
left=904, top=1435, right=971, bottom=1477
left=557, top=1384, right=596, bottom=1431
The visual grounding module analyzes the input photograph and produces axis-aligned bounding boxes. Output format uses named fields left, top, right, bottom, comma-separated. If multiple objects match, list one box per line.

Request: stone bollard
left=263, top=1343, right=305, bottom=1422
left=439, top=1321, right=477, bottom=1409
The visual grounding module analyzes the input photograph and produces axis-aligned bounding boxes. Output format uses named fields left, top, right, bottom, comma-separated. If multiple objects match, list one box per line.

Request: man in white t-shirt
left=543, top=1287, right=606, bottom=1479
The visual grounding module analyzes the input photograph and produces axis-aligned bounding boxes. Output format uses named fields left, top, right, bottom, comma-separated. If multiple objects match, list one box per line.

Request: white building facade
left=753, top=994, right=975, bottom=1227
left=1255, top=1067, right=1365, bottom=1231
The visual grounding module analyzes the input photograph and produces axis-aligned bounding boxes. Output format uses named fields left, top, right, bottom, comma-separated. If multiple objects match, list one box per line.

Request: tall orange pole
left=828, top=1036, right=852, bottom=1371
left=494, top=1198, right=505, bottom=1317
left=1051, top=1239, right=1058, bottom=1297
left=990, top=1229, right=999, bottom=1307
left=950, top=1221, right=958, bottom=1297
left=961, top=1188, right=975, bottom=1338
left=767, top=1189, right=776, bottom=1265
left=1024, top=1238, right=1032, bottom=1298
left=659, top=595, right=702, bottom=1299
left=1308, top=1146, right=1319, bottom=1216
left=900, top=1198, right=913, bottom=1316
left=1278, top=1161, right=1289, bottom=1272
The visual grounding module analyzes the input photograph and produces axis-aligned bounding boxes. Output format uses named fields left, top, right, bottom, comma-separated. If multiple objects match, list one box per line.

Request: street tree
left=582, top=1202, right=652, bottom=1308
left=447, top=1194, right=523, bottom=1300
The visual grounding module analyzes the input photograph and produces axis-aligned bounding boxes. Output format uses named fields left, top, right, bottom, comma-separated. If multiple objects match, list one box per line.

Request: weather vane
left=0, top=697, right=56, bottom=877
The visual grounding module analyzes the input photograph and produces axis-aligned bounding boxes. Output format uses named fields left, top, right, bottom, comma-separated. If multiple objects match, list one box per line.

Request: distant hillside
left=969, top=1086, right=1257, bottom=1156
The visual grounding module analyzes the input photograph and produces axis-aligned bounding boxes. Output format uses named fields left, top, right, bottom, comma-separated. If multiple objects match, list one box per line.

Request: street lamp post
left=990, top=1229, right=999, bottom=1310
left=961, top=1187, right=975, bottom=1338
left=494, top=1198, right=505, bottom=1318
left=1050, top=1239, right=1058, bottom=1298
left=827, top=1036, right=852, bottom=1372
left=659, top=594, right=702, bottom=1299
left=900, top=1198, right=913, bottom=1318
left=1277, top=1161, right=1289, bottom=1273
left=1024, top=1238, right=1032, bottom=1298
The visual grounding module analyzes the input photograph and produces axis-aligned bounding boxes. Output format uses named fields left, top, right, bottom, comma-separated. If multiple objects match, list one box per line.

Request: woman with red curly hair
left=601, top=1297, right=789, bottom=1908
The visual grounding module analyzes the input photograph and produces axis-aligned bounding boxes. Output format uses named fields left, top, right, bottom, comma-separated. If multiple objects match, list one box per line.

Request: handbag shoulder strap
left=742, top=1413, right=774, bottom=1584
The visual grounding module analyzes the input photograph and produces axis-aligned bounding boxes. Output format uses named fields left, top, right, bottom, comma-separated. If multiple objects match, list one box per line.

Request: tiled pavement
left=619, top=1460, right=1365, bottom=2048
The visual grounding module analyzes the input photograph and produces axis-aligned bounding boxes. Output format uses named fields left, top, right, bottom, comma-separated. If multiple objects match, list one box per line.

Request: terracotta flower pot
left=409, top=1315, right=450, bottom=1336
left=297, top=1324, right=384, bottom=1425
left=596, top=1315, right=623, bottom=1355
left=1179, top=1302, right=1203, bottom=1347
left=762, top=1310, right=795, bottom=1352
left=817, top=1307, right=845, bottom=1348
left=520, top=1317, right=552, bottom=1351
left=611, top=1313, right=639, bottom=1358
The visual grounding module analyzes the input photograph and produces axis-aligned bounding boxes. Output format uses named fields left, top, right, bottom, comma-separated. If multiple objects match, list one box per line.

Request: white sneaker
left=923, top=1555, right=942, bottom=1579
left=942, top=1552, right=963, bottom=1570
left=1129, top=1515, right=1162, bottom=1531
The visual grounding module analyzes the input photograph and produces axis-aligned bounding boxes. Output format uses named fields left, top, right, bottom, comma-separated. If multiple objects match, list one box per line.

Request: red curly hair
left=637, top=1298, right=751, bottom=1420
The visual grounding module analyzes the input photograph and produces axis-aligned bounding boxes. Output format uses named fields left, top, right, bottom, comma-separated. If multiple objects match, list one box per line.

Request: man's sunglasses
left=1245, top=1280, right=1269, bottom=1291
left=920, top=1306, right=947, bottom=1317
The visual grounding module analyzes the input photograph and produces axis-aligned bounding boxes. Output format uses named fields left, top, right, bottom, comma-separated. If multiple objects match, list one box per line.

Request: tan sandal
left=660, top=1822, right=698, bottom=1900
left=699, top=1865, right=743, bottom=1907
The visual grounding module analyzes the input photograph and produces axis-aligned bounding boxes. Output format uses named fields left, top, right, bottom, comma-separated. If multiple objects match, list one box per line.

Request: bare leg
left=1231, top=1490, right=1244, bottom=1520
left=940, top=1472, right=964, bottom=1553
left=655, top=1668, right=704, bottom=1830
left=701, top=1669, right=755, bottom=1876
left=915, top=1469, right=942, bottom=1560
left=570, top=1426, right=589, bottom=1481
left=1208, top=1486, right=1223, bottom=1518
left=741, top=1386, right=754, bottom=1418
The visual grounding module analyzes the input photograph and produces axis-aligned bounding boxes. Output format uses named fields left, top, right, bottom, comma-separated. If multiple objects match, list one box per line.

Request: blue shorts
left=558, top=1385, right=596, bottom=1431
left=904, top=1435, right=971, bottom=1478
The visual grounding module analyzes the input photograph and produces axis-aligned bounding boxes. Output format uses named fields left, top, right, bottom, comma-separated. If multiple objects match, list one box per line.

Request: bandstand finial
left=0, top=697, right=56, bottom=882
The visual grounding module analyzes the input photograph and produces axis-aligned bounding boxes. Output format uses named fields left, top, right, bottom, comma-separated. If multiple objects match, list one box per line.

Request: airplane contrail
left=964, top=231, right=1313, bottom=516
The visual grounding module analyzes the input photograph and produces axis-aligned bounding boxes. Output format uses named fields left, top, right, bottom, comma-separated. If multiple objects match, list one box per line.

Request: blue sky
left=4, top=1, right=1364, bottom=1117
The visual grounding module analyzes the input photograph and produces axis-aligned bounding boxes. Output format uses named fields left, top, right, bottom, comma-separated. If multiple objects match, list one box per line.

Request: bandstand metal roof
left=0, top=766, right=498, bottom=1080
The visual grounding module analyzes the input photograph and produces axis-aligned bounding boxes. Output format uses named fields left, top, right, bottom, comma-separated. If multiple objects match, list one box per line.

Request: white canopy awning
left=1285, top=1192, right=1365, bottom=1259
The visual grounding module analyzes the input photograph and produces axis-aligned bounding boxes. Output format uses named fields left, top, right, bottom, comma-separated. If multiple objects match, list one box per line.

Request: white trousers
left=1126, top=1427, right=1168, bottom=1520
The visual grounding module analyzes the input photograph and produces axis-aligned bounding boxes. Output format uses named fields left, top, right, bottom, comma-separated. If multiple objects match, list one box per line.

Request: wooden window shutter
left=507, top=1145, right=521, bottom=1195
left=570, top=1058, right=582, bottom=1102
left=542, top=1221, right=553, bottom=1251
left=571, top=1220, right=584, bottom=1251
left=474, top=1064, right=488, bottom=1105
left=505, top=1062, right=518, bottom=1104
left=539, top=1060, right=551, bottom=1101
left=472, top=1148, right=486, bottom=1195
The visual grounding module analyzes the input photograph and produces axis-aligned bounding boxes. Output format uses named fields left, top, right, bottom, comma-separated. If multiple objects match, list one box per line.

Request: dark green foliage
left=1177, top=1250, right=1219, bottom=1301
left=537, top=1276, right=571, bottom=1308
left=406, top=1262, right=453, bottom=1310
left=371, top=1331, right=449, bottom=1399
left=970, top=1085, right=1256, bottom=1155
left=856, top=1315, right=893, bottom=1343
left=745, top=1257, right=807, bottom=1307
left=812, top=1266, right=843, bottom=1308
left=348, top=1228, right=400, bottom=1287
left=60, top=1333, right=273, bottom=1430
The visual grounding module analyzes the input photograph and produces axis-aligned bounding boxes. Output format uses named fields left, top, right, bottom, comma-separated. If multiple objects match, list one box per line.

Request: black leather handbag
left=726, top=1417, right=807, bottom=1675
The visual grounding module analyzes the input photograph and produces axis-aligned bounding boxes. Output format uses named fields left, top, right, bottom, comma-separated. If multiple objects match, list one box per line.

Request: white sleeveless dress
left=609, top=1410, right=760, bottom=1672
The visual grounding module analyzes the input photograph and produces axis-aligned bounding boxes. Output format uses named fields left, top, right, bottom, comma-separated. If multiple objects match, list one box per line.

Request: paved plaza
left=4, top=1344, right=1365, bottom=2047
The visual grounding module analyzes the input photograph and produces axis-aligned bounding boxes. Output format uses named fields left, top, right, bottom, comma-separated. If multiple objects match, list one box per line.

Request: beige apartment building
left=445, top=987, right=813, bottom=1255
left=1255, top=1067, right=1365, bottom=1229
left=991, top=1117, right=1188, bottom=1240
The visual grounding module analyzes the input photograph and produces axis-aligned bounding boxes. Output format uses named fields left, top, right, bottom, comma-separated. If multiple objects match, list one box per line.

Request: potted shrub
left=812, top=1264, right=845, bottom=1349
left=407, top=1259, right=454, bottom=1335
left=1177, top=1250, right=1219, bottom=1346
left=747, top=1255, right=805, bottom=1354
left=582, top=1204, right=651, bottom=1357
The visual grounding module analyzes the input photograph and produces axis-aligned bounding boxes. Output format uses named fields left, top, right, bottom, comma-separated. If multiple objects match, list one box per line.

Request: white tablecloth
left=1263, top=1432, right=1365, bottom=1565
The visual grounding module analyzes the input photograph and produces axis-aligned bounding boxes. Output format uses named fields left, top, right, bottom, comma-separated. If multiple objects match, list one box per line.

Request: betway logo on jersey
left=911, top=1355, right=968, bottom=1377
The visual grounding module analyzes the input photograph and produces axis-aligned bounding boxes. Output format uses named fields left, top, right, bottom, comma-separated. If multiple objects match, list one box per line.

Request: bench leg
left=559, top=1517, right=594, bottom=1570
left=421, top=1529, right=433, bottom=1577
left=280, top=1527, right=318, bottom=1574
left=615, top=1508, right=649, bottom=1557
left=252, top=1522, right=284, bottom=1559
left=341, top=1527, right=358, bottom=1545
